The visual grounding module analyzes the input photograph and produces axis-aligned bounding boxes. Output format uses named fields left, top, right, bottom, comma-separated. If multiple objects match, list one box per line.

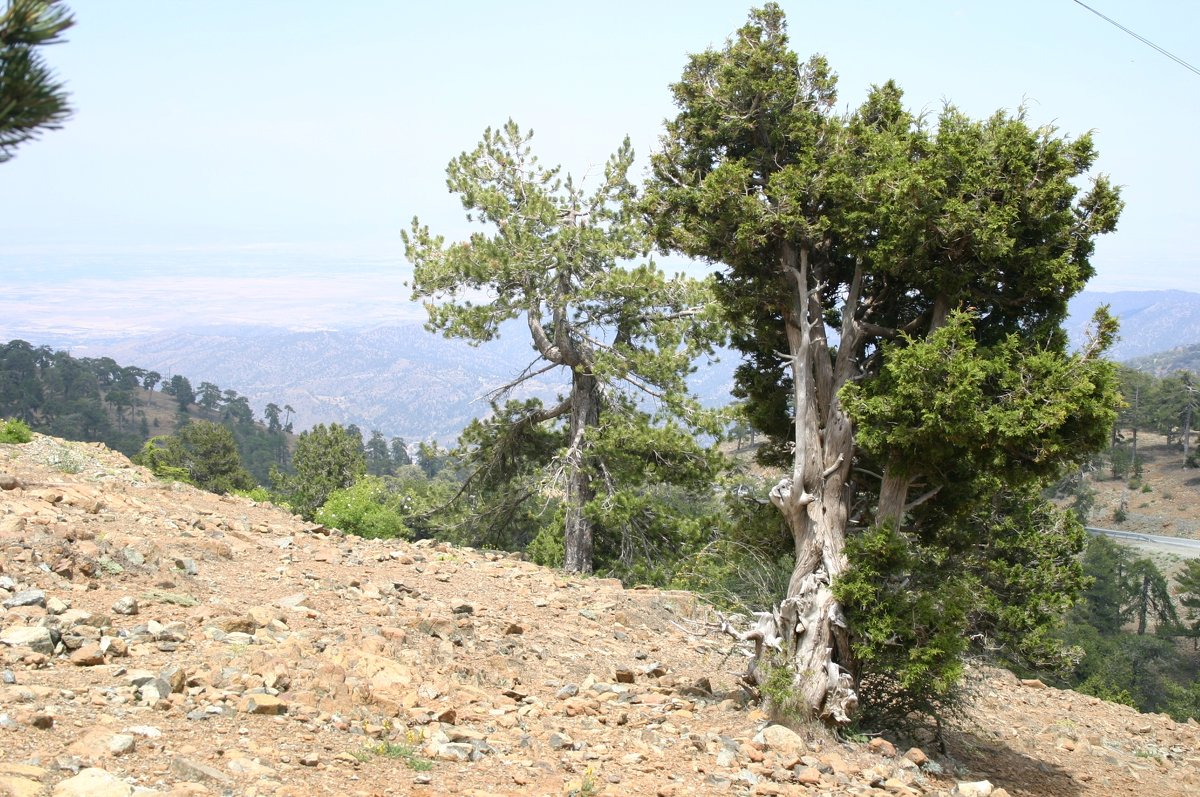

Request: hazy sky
left=2, top=0, right=1197, bottom=337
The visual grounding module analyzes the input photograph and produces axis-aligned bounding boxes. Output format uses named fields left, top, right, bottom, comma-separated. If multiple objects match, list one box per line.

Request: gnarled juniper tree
left=644, top=4, right=1123, bottom=725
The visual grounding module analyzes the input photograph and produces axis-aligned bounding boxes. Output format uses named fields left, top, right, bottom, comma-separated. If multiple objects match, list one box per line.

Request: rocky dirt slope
left=1, top=435, right=1199, bottom=797
left=1088, top=434, right=1200, bottom=540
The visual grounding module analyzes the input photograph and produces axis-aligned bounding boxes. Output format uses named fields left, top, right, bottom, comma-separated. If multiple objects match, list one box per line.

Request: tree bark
left=877, top=469, right=912, bottom=529
left=563, top=368, right=599, bottom=574
left=1182, top=399, right=1192, bottom=466
left=1137, top=573, right=1149, bottom=635
left=754, top=244, right=858, bottom=725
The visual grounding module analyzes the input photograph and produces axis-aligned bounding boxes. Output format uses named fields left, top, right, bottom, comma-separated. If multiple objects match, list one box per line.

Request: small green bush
left=758, top=653, right=807, bottom=726
left=1113, top=507, right=1128, bottom=523
left=233, top=486, right=273, bottom=503
left=0, top=418, right=33, bottom=444
left=315, top=477, right=410, bottom=539
left=351, top=740, right=430, bottom=770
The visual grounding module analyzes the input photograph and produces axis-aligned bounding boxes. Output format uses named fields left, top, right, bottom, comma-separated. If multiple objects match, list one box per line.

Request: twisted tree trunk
left=563, top=368, right=599, bottom=574
left=747, top=245, right=859, bottom=725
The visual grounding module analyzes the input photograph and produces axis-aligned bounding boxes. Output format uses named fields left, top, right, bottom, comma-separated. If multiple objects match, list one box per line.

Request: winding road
left=1086, top=526, right=1200, bottom=559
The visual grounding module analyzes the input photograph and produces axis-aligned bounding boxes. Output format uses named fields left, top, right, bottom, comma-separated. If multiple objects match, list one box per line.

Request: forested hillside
left=1127, top=343, right=1200, bottom=378
left=57, top=323, right=737, bottom=443
left=0, top=338, right=294, bottom=483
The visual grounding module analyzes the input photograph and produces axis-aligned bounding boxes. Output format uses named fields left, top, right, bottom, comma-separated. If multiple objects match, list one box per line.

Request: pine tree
left=0, top=0, right=74, bottom=162
left=406, top=121, right=721, bottom=574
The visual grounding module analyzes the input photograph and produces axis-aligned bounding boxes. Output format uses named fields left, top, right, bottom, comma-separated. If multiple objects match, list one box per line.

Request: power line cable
left=1072, top=0, right=1200, bottom=78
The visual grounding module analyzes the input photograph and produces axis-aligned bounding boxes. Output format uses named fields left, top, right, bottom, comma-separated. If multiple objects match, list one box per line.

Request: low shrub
left=0, top=418, right=33, bottom=444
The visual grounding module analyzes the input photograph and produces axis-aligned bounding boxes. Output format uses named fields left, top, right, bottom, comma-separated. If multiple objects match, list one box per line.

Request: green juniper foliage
left=272, top=422, right=366, bottom=520
left=645, top=3, right=1122, bottom=726
left=134, top=421, right=255, bottom=495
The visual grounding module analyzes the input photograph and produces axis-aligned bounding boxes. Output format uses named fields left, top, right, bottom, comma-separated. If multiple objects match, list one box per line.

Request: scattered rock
left=757, top=724, right=807, bottom=760
left=238, top=693, right=287, bottom=715
left=69, top=644, right=105, bottom=666
left=868, top=736, right=897, bottom=757
left=0, top=626, right=55, bottom=655
left=2, top=589, right=46, bottom=609
left=169, top=757, right=230, bottom=784
left=51, top=767, right=132, bottom=797
left=110, top=596, right=139, bottom=616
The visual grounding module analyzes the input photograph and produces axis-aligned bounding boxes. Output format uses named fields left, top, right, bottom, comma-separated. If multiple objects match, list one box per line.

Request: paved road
left=1086, top=526, right=1200, bottom=558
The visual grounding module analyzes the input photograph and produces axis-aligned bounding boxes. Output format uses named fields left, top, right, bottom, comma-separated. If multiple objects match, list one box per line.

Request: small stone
left=51, top=767, right=132, bottom=797
left=435, top=742, right=473, bottom=761
left=160, top=664, right=188, bottom=694
left=556, top=684, right=579, bottom=700
left=277, top=593, right=311, bottom=610
left=952, top=781, right=994, bottom=797
left=170, top=757, right=230, bottom=784
left=69, top=644, right=105, bottom=667
left=504, top=622, right=525, bottom=635
left=107, top=734, right=136, bottom=756
left=794, top=767, right=822, bottom=785
left=757, top=725, right=807, bottom=760
left=299, top=752, right=320, bottom=767
left=2, top=589, right=46, bottom=609
left=31, top=713, right=54, bottom=729
left=0, top=774, right=43, bottom=797
left=45, top=596, right=69, bottom=615
left=1019, top=678, right=1046, bottom=689
left=614, top=667, right=636, bottom=684
left=548, top=732, right=574, bottom=750
left=110, top=596, right=138, bottom=616
left=0, top=475, right=21, bottom=490
left=0, top=626, right=55, bottom=655
left=100, top=637, right=127, bottom=658
left=868, top=737, right=897, bottom=757
left=903, top=747, right=928, bottom=767
left=155, top=621, right=188, bottom=642
left=238, top=694, right=287, bottom=715
left=122, top=725, right=162, bottom=739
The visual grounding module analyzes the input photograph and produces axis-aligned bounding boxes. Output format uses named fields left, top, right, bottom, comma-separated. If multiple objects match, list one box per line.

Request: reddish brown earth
left=1089, top=433, right=1200, bottom=540
left=1, top=434, right=1198, bottom=797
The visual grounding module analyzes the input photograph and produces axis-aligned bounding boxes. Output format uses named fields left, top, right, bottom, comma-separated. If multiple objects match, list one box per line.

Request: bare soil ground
left=0, top=435, right=1198, bottom=796
left=1087, top=433, right=1200, bottom=540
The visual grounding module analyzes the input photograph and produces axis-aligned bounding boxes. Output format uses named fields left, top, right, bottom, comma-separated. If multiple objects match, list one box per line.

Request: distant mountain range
left=7, top=289, right=1195, bottom=443
left=52, top=324, right=736, bottom=443
left=1067, top=290, right=1200, bottom=360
